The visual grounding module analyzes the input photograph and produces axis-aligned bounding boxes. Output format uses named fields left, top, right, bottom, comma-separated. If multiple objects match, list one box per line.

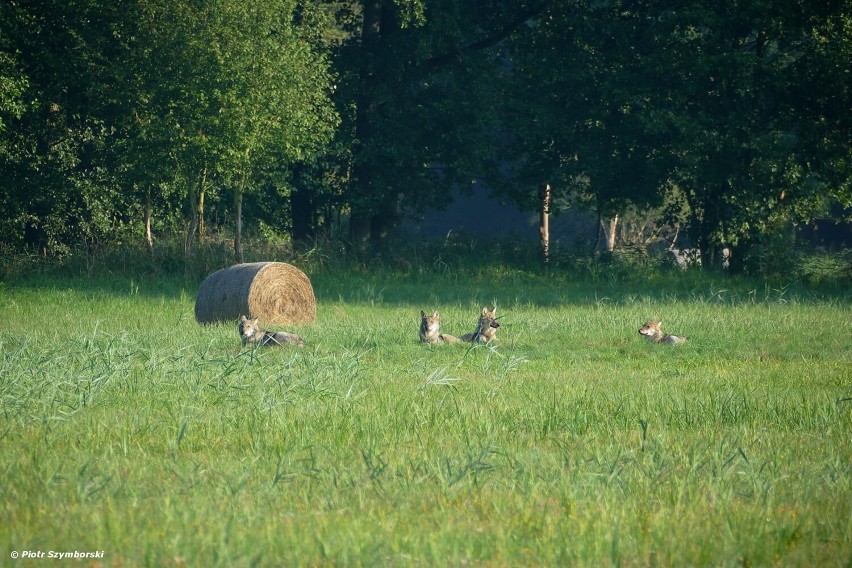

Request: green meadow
left=1, top=266, right=850, bottom=566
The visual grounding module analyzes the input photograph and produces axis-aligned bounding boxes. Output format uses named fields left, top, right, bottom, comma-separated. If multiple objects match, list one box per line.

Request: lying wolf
left=460, top=306, right=500, bottom=344
left=638, top=319, right=687, bottom=345
left=239, top=315, right=304, bottom=347
left=419, top=310, right=460, bottom=344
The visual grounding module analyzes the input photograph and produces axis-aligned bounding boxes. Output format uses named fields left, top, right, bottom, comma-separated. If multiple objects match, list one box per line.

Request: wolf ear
left=252, top=317, right=260, bottom=324
left=240, top=315, right=247, bottom=322
left=433, top=310, right=439, bottom=318
left=481, top=306, right=488, bottom=315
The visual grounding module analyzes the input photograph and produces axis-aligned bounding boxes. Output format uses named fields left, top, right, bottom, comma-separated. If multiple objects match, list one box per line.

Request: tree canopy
left=0, top=0, right=849, bottom=267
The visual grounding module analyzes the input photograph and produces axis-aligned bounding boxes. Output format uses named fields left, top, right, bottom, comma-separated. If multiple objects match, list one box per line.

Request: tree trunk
left=370, top=195, right=398, bottom=243
left=726, top=243, right=745, bottom=273
left=362, top=0, right=382, bottom=37
left=606, top=214, right=619, bottom=252
left=668, top=225, right=680, bottom=250
left=682, top=189, right=707, bottom=268
left=144, top=185, right=154, bottom=256
left=290, top=164, right=314, bottom=242
left=593, top=211, right=602, bottom=254
left=184, top=171, right=200, bottom=257
left=349, top=209, right=372, bottom=245
left=291, top=189, right=314, bottom=242
left=697, top=189, right=721, bottom=271
left=697, top=223, right=722, bottom=272
left=197, top=181, right=206, bottom=239
left=539, top=183, right=551, bottom=264
left=348, top=0, right=383, bottom=244
left=234, top=177, right=245, bottom=264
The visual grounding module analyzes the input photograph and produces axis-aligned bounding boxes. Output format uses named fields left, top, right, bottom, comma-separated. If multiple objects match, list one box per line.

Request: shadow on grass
left=5, top=265, right=850, bottom=308
left=293, top=268, right=850, bottom=307
left=2, top=272, right=198, bottom=301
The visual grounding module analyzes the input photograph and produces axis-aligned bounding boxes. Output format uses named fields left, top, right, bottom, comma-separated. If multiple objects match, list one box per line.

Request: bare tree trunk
left=197, top=181, right=206, bottom=239
left=234, top=171, right=247, bottom=264
left=593, top=211, right=602, bottom=254
left=539, top=183, right=551, bottom=265
left=144, top=185, right=154, bottom=256
left=184, top=173, right=200, bottom=257
left=668, top=225, right=680, bottom=250
left=606, top=214, right=619, bottom=252
left=234, top=188, right=243, bottom=264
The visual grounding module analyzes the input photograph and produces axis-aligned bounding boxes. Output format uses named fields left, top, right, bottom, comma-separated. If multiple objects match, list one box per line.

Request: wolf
left=460, top=306, right=500, bottom=344
left=239, top=315, right=304, bottom=347
left=638, top=319, right=687, bottom=345
left=419, top=310, right=460, bottom=344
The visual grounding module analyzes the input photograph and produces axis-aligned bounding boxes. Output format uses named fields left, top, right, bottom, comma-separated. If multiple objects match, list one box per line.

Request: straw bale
left=195, top=262, right=316, bottom=325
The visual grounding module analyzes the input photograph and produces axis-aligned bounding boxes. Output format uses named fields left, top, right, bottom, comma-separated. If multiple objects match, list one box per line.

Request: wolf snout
left=490, top=321, right=500, bottom=328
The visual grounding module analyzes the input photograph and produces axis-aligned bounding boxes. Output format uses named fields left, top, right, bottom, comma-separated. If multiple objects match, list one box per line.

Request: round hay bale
left=195, top=262, right=316, bottom=325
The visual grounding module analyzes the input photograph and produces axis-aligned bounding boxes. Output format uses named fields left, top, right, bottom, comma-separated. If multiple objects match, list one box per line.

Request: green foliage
left=0, top=0, right=337, bottom=253
left=501, top=2, right=670, bottom=214
left=1, top=266, right=850, bottom=564
left=330, top=0, right=543, bottom=240
left=0, top=43, right=28, bottom=138
left=796, top=248, right=852, bottom=286
left=500, top=0, right=852, bottom=264
left=747, top=239, right=852, bottom=287
left=0, top=0, right=849, bottom=258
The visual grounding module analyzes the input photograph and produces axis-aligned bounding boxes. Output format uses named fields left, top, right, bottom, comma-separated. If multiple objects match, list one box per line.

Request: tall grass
left=4, top=232, right=850, bottom=290
left=0, top=257, right=850, bottom=565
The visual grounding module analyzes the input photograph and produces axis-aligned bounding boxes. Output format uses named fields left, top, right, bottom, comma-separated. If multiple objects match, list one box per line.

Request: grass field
left=1, top=266, right=850, bottom=566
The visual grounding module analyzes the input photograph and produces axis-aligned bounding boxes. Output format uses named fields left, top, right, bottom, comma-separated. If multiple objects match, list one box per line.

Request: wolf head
left=239, top=315, right=260, bottom=344
left=638, top=319, right=663, bottom=339
left=421, top=310, right=440, bottom=331
left=420, top=310, right=441, bottom=342
left=476, top=306, right=500, bottom=340
left=479, top=306, right=499, bottom=328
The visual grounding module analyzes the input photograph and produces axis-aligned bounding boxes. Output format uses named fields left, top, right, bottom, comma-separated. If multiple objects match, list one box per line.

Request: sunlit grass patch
left=1, top=270, right=850, bottom=565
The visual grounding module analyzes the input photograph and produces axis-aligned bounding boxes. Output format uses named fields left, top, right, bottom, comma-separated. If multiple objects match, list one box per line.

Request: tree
left=500, top=0, right=852, bottom=268
left=0, top=0, right=338, bottom=258
left=646, top=1, right=852, bottom=269
left=0, top=0, right=130, bottom=254
left=499, top=2, right=674, bottom=252
left=202, top=0, right=338, bottom=261
left=329, top=0, right=549, bottom=244
left=0, top=5, right=31, bottom=246
left=127, top=0, right=338, bottom=261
